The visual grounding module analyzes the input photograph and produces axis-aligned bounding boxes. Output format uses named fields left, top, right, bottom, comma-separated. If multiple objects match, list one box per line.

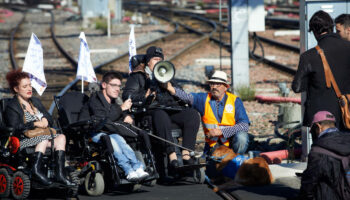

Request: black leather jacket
left=4, top=96, right=53, bottom=138
left=122, top=71, right=185, bottom=107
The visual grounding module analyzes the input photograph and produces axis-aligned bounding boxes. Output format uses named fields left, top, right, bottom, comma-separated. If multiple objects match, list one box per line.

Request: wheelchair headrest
left=0, top=98, right=11, bottom=127
left=58, top=91, right=89, bottom=125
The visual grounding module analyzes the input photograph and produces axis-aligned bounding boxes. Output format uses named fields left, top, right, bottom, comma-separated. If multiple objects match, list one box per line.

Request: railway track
left=45, top=4, right=218, bottom=115
left=9, top=8, right=77, bottom=110
left=7, top=3, right=300, bottom=119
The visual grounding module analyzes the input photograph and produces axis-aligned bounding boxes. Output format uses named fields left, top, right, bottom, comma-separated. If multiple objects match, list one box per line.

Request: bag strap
left=315, top=45, right=342, bottom=98
left=312, top=146, right=350, bottom=170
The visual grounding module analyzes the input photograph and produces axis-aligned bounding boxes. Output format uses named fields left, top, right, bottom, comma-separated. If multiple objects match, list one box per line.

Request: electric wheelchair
left=131, top=101, right=206, bottom=184
left=54, top=91, right=159, bottom=196
left=0, top=98, right=79, bottom=199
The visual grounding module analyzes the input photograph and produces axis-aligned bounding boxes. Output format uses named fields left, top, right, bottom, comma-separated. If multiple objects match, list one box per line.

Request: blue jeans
left=204, top=132, right=249, bottom=155
left=91, top=132, right=143, bottom=175
left=230, top=131, right=249, bottom=154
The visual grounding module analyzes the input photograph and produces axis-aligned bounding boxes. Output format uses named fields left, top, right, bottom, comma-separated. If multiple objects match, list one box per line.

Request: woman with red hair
left=4, top=69, right=75, bottom=186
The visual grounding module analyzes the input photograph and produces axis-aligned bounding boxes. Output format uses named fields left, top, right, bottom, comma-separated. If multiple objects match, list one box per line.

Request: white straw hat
left=207, top=71, right=229, bottom=85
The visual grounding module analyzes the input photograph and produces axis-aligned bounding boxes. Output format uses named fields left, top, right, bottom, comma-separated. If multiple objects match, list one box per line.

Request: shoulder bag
left=316, top=45, right=350, bottom=129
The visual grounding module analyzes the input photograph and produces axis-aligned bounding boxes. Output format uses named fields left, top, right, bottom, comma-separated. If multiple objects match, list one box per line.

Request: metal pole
left=219, top=0, right=222, bottom=71
left=229, top=0, right=234, bottom=91
left=107, top=1, right=111, bottom=38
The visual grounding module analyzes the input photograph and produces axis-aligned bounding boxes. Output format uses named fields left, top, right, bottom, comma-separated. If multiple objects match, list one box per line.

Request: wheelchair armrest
left=66, top=120, right=93, bottom=128
left=0, top=127, right=13, bottom=134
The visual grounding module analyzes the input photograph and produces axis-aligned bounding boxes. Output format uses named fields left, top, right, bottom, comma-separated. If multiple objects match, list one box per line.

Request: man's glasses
left=108, top=83, right=122, bottom=88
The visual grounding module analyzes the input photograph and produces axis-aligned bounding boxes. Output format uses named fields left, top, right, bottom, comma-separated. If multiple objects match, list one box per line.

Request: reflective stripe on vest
left=202, top=92, right=237, bottom=147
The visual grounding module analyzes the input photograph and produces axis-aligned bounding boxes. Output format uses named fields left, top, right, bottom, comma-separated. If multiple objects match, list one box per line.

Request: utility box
left=300, top=0, right=350, bottom=52
left=299, top=0, right=350, bottom=160
left=81, top=0, right=109, bottom=18
left=80, top=0, right=122, bottom=22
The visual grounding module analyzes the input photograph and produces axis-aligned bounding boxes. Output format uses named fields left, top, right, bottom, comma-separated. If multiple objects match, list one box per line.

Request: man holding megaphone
left=123, top=46, right=200, bottom=169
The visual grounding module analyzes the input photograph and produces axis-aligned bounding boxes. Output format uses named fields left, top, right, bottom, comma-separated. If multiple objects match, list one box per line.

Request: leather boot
left=32, top=152, right=53, bottom=186
left=55, top=150, right=76, bottom=186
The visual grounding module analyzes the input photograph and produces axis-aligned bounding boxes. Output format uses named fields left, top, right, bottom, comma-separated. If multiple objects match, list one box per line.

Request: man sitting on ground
left=163, top=70, right=249, bottom=155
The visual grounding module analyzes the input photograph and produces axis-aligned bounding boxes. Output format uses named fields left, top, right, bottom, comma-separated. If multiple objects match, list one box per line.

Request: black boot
left=32, top=152, right=53, bottom=186
left=55, top=150, right=76, bottom=186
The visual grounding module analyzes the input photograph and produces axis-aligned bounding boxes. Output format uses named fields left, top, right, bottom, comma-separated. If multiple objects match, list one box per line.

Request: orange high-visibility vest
left=202, top=92, right=237, bottom=147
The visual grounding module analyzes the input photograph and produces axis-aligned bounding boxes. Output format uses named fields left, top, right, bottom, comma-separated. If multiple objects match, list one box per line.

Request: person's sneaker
left=136, top=168, right=149, bottom=180
left=126, top=171, right=139, bottom=182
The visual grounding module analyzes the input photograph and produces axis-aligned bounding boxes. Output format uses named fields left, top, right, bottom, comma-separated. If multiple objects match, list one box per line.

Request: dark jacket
left=122, top=71, right=185, bottom=107
left=292, top=33, right=350, bottom=129
left=4, top=96, right=53, bottom=138
left=299, top=130, right=350, bottom=200
left=79, top=91, right=131, bottom=134
left=79, top=91, right=125, bottom=122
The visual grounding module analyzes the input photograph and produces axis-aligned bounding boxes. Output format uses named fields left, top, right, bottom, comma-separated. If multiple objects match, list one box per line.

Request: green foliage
left=236, top=85, right=256, bottom=101
left=95, top=18, right=107, bottom=33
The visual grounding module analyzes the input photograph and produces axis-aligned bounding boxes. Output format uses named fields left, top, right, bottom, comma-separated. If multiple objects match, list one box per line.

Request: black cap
left=146, top=46, right=164, bottom=63
left=130, top=54, right=146, bottom=70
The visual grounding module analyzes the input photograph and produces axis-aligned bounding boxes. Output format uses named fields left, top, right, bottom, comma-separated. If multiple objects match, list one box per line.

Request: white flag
left=23, top=33, right=46, bottom=96
left=128, top=25, right=137, bottom=73
left=77, top=32, right=97, bottom=83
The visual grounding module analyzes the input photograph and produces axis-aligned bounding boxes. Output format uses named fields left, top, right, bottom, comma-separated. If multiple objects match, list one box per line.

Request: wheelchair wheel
left=84, top=172, right=104, bottom=196
left=11, top=171, right=30, bottom=200
left=193, top=167, right=205, bottom=184
left=0, top=168, right=11, bottom=198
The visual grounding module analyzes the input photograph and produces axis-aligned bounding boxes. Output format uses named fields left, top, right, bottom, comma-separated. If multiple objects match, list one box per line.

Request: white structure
left=229, top=0, right=265, bottom=91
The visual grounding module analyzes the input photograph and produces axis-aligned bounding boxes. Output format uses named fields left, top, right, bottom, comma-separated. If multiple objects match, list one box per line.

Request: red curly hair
left=6, top=69, right=30, bottom=94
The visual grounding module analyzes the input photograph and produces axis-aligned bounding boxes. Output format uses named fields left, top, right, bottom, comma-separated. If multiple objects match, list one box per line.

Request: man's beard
left=211, top=89, right=220, bottom=100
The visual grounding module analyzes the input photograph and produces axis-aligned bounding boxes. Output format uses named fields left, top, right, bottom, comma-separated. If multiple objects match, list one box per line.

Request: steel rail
left=49, top=10, right=78, bottom=68
left=255, top=35, right=299, bottom=53
left=9, top=11, right=26, bottom=70
left=210, top=37, right=297, bottom=75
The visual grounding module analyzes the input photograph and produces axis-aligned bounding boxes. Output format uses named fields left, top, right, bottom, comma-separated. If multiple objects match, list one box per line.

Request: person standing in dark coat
left=298, top=111, right=350, bottom=200
left=123, top=46, right=200, bottom=168
left=292, top=10, right=350, bottom=130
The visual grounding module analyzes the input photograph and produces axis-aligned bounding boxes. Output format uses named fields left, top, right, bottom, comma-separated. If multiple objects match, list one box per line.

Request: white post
left=107, top=7, right=111, bottom=38
left=81, top=79, right=84, bottom=93
left=230, top=0, right=249, bottom=92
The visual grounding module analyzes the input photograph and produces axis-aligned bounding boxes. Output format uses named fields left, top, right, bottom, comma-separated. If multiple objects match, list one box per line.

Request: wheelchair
left=0, top=98, right=79, bottom=199
left=132, top=103, right=206, bottom=184
left=54, top=91, right=159, bottom=196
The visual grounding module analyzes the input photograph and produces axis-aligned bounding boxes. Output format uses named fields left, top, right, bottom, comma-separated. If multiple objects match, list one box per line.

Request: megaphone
left=153, top=61, right=175, bottom=83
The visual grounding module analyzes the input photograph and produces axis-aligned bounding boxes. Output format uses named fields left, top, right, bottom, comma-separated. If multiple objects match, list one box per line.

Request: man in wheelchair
left=79, top=72, right=149, bottom=182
